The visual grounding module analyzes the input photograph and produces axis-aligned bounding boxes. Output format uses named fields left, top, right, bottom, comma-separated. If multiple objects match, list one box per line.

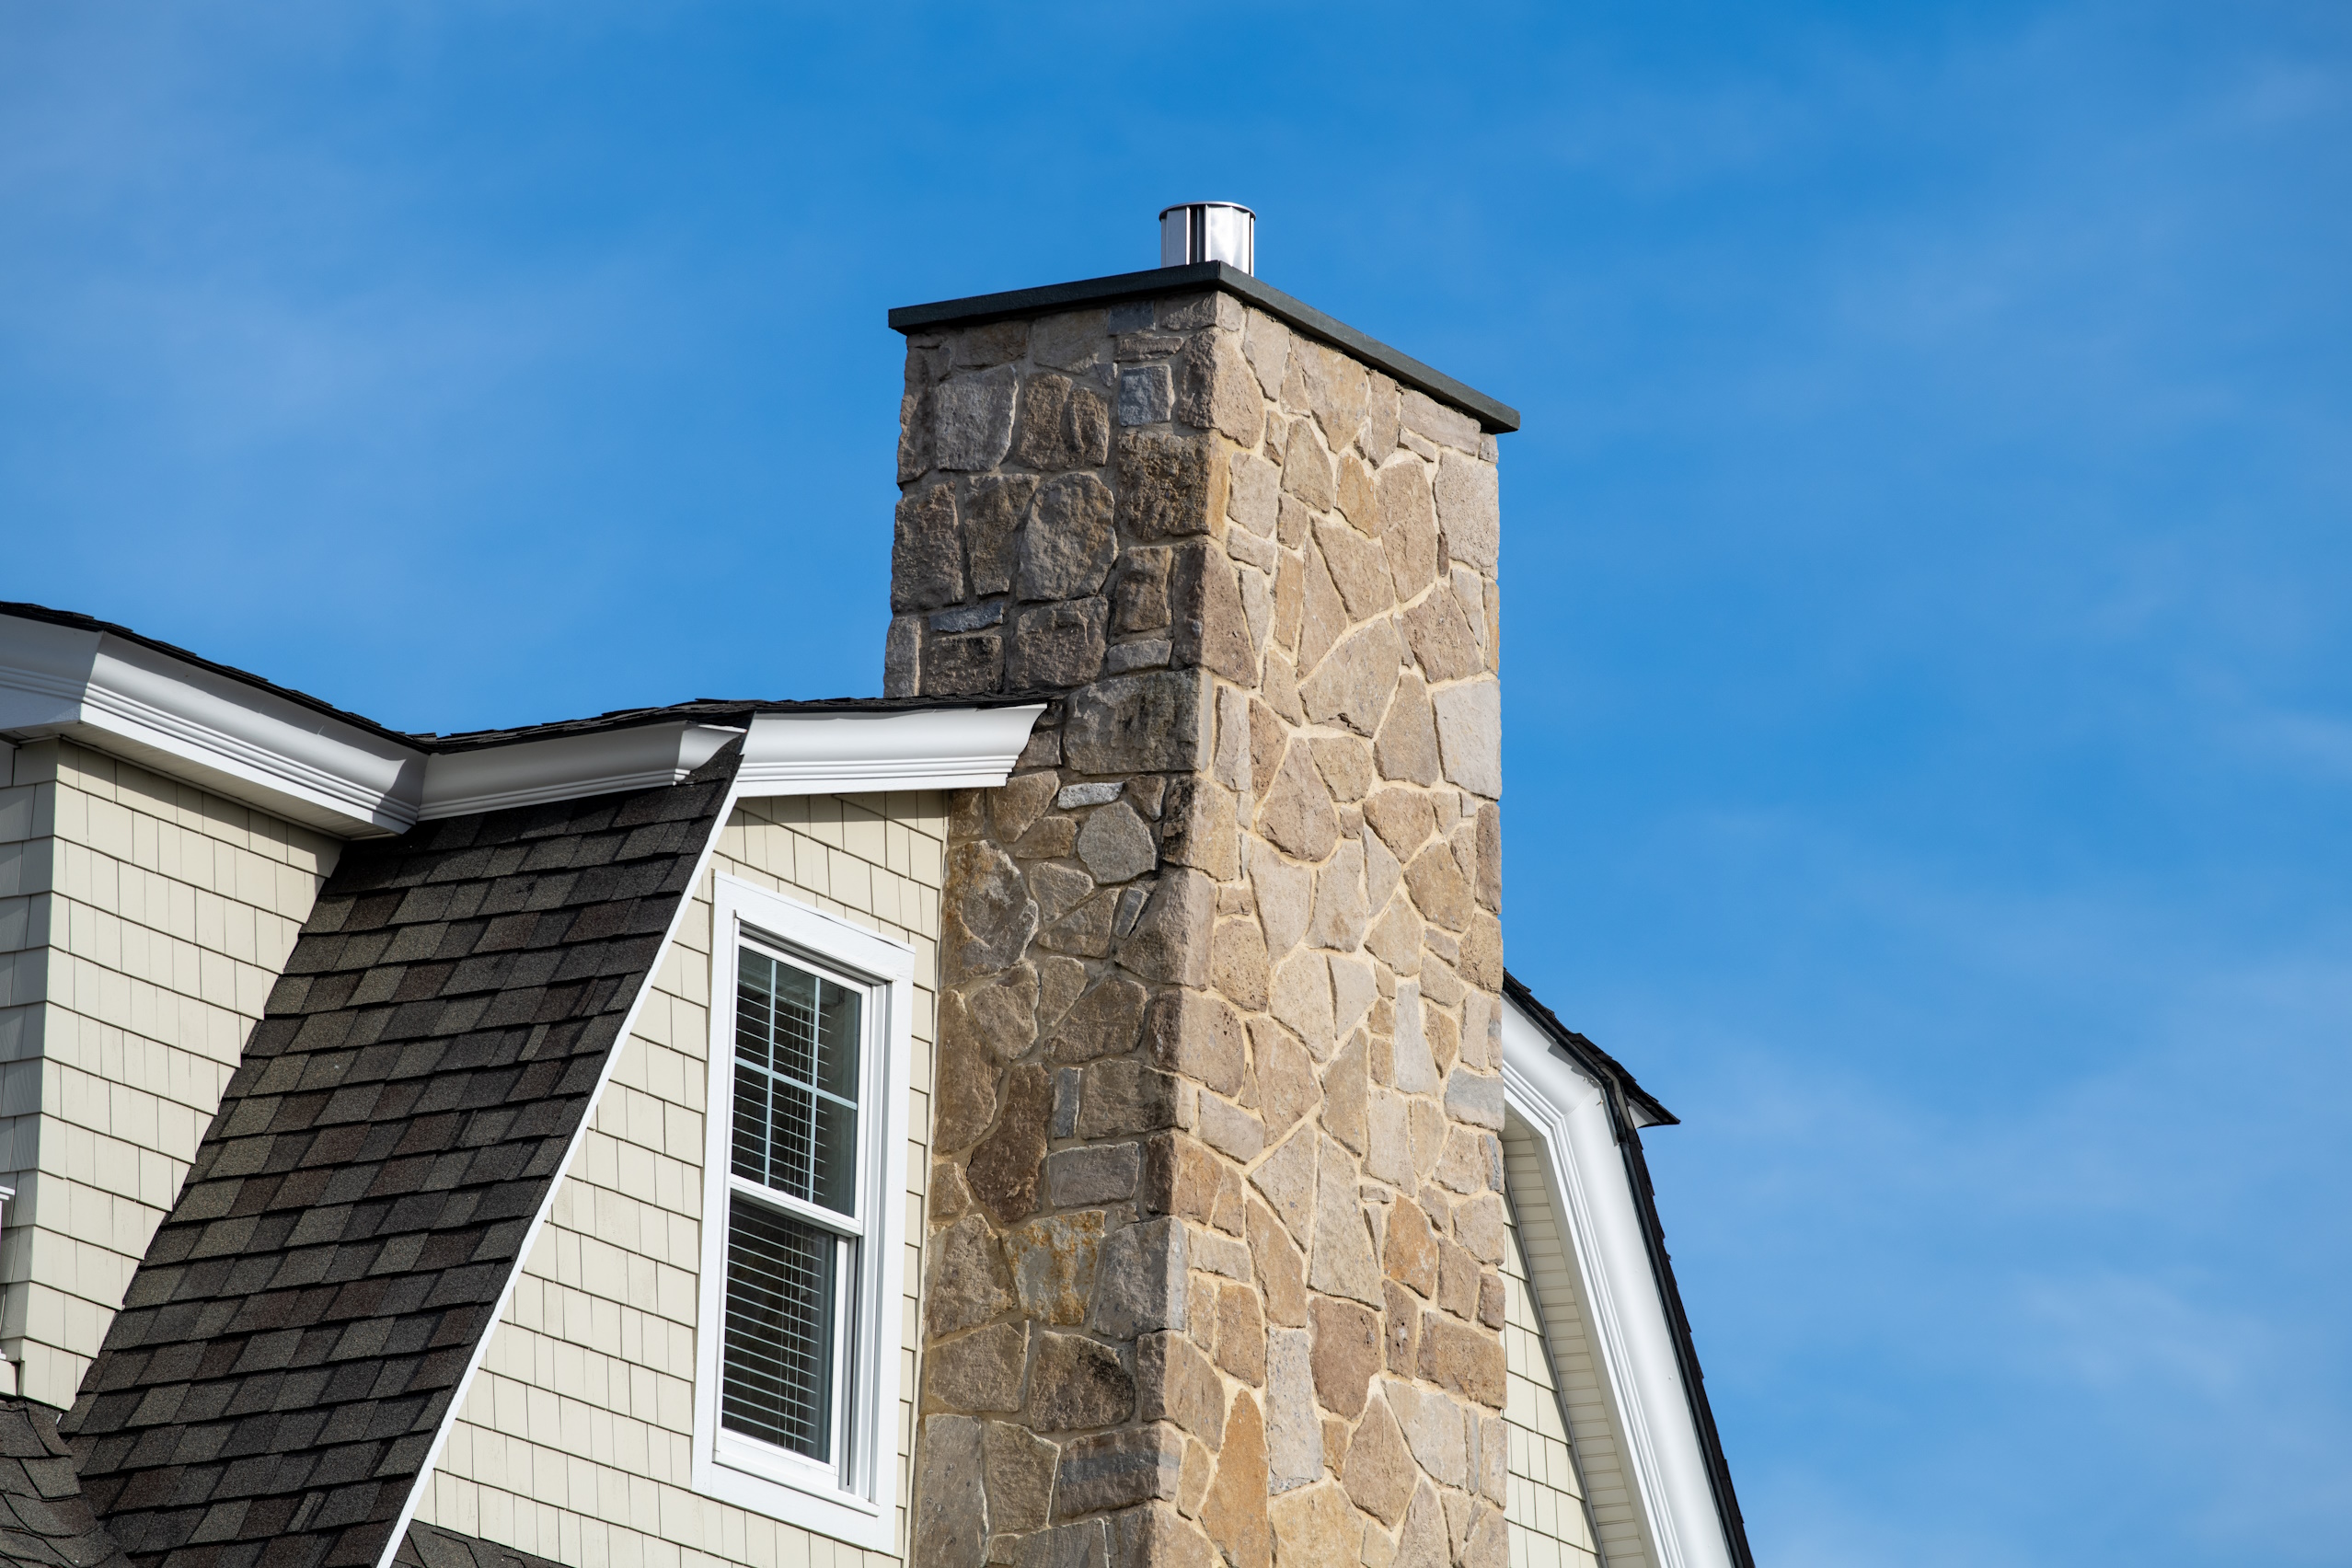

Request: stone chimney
left=890, top=240, right=1515, bottom=1568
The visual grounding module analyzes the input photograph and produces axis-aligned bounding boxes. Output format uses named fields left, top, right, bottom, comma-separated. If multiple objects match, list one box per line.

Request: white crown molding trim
left=737, top=705, right=1044, bottom=795
left=416, top=722, right=745, bottom=820
left=1, top=611, right=1048, bottom=842
left=1503, top=997, right=1736, bottom=1568
left=0, top=614, right=426, bottom=837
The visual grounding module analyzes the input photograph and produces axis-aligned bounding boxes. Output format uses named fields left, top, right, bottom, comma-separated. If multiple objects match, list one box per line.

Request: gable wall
left=0, top=738, right=338, bottom=1408
left=1502, top=1178, right=1602, bottom=1568
left=1504, top=1132, right=1654, bottom=1568
left=411, top=790, right=944, bottom=1568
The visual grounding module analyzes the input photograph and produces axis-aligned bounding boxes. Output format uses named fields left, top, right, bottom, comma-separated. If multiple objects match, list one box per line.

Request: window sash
left=717, top=931, right=876, bottom=1493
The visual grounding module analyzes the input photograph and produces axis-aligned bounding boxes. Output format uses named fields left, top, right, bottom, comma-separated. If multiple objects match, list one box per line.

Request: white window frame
left=692, top=874, right=915, bottom=1550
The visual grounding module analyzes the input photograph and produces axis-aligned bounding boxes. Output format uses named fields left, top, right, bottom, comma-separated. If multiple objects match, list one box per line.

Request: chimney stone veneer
left=892, top=283, right=1508, bottom=1568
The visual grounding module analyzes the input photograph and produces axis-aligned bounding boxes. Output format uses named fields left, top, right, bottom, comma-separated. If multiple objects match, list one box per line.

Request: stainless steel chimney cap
left=1159, top=202, right=1255, bottom=273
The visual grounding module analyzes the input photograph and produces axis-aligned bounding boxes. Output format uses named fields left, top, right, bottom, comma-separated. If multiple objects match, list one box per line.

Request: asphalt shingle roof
left=388, top=1524, right=561, bottom=1568
left=59, top=748, right=742, bottom=1568
left=0, top=1400, right=129, bottom=1568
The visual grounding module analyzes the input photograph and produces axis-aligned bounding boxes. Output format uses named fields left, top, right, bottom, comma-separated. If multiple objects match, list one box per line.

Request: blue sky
left=5, top=2, right=2347, bottom=1562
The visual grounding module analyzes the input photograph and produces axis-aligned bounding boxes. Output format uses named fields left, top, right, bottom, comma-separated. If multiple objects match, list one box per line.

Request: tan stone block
left=948, top=840, right=1042, bottom=979
left=995, top=770, right=1060, bottom=843
left=1170, top=540, right=1258, bottom=685
left=1401, top=841, right=1475, bottom=934
left=1250, top=840, right=1312, bottom=955
left=1460, top=1502, right=1506, bottom=1568
left=1144, top=1131, right=1223, bottom=1225
left=1400, top=388, right=1481, bottom=455
left=1265, top=1325, right=1321, bottom=1491
left=1332, top=957, right=1378, bottom=1035
left=928, top=1214, right=1018, bottom=1337
left=1381, top=1199, right=1438, bottom=1297
left=1164, top=776, right=1240, bottom=882
left=1255, top=1024, right=1320, bottom=1137
left=1256, top=747, right=1338, bottom=863
left=1320, top=1032, right=1368, bottom=1155
left=1453, top=1193, right=1505, bottom=1265
left=1415, top=1315, right=1505, bottom=1409
left=1210, top=917, right=1270, bottom=1012
left=1248, top=1197, right=1309, bottom=1328
left=1363, top=375, right=1400, bottom=463
left=1381, top=1280, right=1420, bottom=1374
left=1249, top=1125, right=1319, bottom=1247
left=1280, top=415, right=1337, bottom=512
left=893, top=484, right=965, bottom=612
left=1216, top=1281, right=1267, bottom=1384
left=984, top=1420, right=1059, bottom=1533
left=1374, top=456, right=1438, bottom=604
left=1243, top=310, right=1291, bottom=399
left=1038, top=953, right=1089, bottom=1027
left=1477, top=1270, right=1505, bottom=1330
left=1430, top=679, right=1501, bottom=801
left=1307, top=841, right=1370, bottom=954
left=1199, top=1093, right=1265, bottom=1163
left=1479, top=1413, right=1507, bottom=1505
left=1297, top=545, right=1349, bottom=675
left=1269, top=951, right=1335, bottom=1057
left=1055, top=1423, right=1185, bottom=1518
left=1392, top=1482, right=1449, bottom=1568
left=1179, top=1436, right=1216, bottom=1516
left=933, top=1159, right=975, bottom=1224
left=1372, top=675, right=1441, bottom=788
left=1457, top=911, right=1502, bottom=991
left=1009, top=1210, right=1107, bottom=1328
left=1064, top=668, right=1212, bottom=775
left=1078, top=1059, right=1188, bottom=1140
left=1272, top=553, right=1305, bottom=657
left=1123, top=868, right=1216, bottom=987
left=1177, top=330, right=1265, bottom=448
left=1433, top=451, right=1498, bottom=573
left=1424, top=1005, right=1459, bottom=1074
left=1114, top=1501, right=1223, bottom=1568
left=1307, top=1296, right=1380, bottom=1419
left=1199, top=1392, right=1273, bottom=1568
left=1032, top=307, right=1109, bottom=371
left=1017, top=374, right=1113, bottom=473
left=1029, top=1331, right=1136, bottom=1432
left=1335, top=454, right=1378, bottom=536
left=1144, top=987, right=1248, bottom=1097
left=1211, top=1160, right=1248, bottom=1237
left=1361, top=790, right=1435, bottom=861
left=1311, top=518, right=1394, bottom=622
left=928, top=1320, right=1032, bottom=1412
left=1299, top=620, right=1403, bottom=743
left=917, top=1414, right=990, bottom=1568
left=1017, top=814, right=1080, bottom=862
left=1041, top=974, right=1145, bottom=1065
left=1471, top=803, right=1500, bottom=914
left=1408, top=1097, right=1447, bottom=1181
left=1308, top=1137, right=1383, bottom=1307
left=1137, top=1330, right=1227, bottom=1447
left=969, top=1063, right=1053, bottom=1225
left=1399, top=591, right=1482, bottom=686
left=1113, top=544, right=1176, bottom=635
left=1229, top=448, right=1282, bottom=537
left=1118, top=429, right=1225, bottom=542
left=1339, top=1393, right=1414, bottom=1526
left=1297, top=340, right=1370, bottom=456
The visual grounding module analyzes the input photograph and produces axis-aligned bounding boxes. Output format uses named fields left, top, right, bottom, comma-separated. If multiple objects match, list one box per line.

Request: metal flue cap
left=1160, top=202, right=1254, bottom=273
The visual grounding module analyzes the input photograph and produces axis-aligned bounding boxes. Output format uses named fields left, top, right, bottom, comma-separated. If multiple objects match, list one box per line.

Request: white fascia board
left=736, top=704, right=1044, bottom=796
left=1502, top=996, right=1735, bottom=1568
left=417, top=722, right=745, bottom=820
left=0, top=614, right=427, bottom=837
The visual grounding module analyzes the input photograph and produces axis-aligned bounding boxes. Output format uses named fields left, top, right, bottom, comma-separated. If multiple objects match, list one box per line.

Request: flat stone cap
left=889, top=260, right=1519, bottom=434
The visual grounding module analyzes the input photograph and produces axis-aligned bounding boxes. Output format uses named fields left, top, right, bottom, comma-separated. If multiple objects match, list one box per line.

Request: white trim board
left=688, top=875, right=918, bottom=1551
left=1, top=609, right=1043, bottom=838
left=1503, top=995, right=1736, bottom=1568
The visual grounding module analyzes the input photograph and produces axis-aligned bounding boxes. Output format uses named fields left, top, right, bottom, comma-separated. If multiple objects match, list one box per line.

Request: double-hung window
left=694, top=875, right=913, bottom=1547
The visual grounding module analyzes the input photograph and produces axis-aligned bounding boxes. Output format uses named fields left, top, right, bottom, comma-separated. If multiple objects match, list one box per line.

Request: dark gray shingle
left=63, top=750, right=740, bottom=1568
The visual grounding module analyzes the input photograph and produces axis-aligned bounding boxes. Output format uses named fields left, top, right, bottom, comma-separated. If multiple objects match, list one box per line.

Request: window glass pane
left=722, top=1197, right=838, bottom=1460
left=734, top=947, right=861, bottom=1214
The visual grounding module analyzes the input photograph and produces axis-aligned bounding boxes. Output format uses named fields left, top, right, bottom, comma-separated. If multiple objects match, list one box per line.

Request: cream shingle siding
left=1505, top=1134, right=1655, bottom=1568
left=0, top=738, right=339, bottom=1408
left=414, top=791, right=944, bottom=1568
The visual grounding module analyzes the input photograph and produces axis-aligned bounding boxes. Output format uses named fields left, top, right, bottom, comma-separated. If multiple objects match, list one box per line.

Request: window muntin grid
left=721, top=940, right=868, bottom=1471
left=732, top=947, right=861, bottom=1214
